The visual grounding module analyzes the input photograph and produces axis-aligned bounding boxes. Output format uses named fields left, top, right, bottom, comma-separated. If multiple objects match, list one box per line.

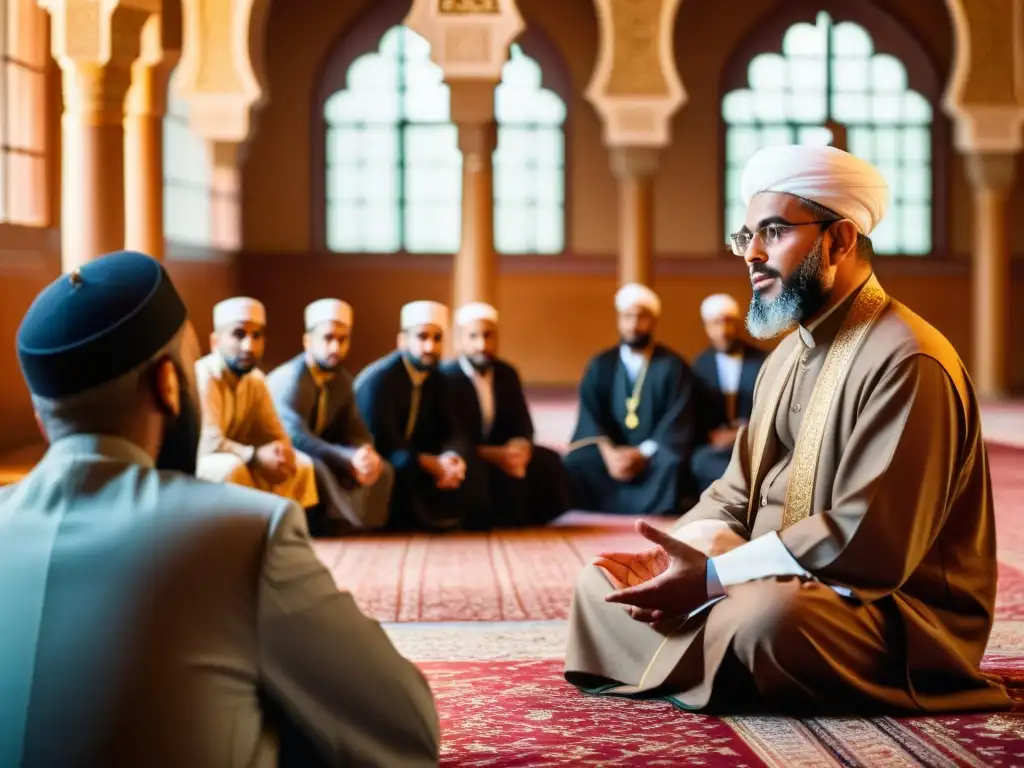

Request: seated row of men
left=193, top=284, right=766, bottom=532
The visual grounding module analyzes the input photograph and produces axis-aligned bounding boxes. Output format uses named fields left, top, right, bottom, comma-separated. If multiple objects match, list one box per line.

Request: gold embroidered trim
left=781, top=274, right=888, bottom=529
left=624, top=357, right=650, bottom=431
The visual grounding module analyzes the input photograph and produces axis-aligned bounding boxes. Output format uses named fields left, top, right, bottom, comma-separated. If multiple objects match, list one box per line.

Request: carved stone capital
left=41, top=0, right=159, bottom=122
left=456, top=121, right=497, bottom=161
left=943, top=0, right=1021, bottom=110
left=404, top=0, right=524, bottom=80
left=173, top=0, right=268, bottom=143
left=587, top=0, right=685, bottom=148
left=126, top=16, right=179, bottom=117
left=950, top=105, right=1024, bottom=154
left=60, top=61, right=134, bottom=123
left=965, top=151, right=1018, bottom=193
left=610, top=146, right=660, bottom=180
left=449, top=79, right=497, bottom=124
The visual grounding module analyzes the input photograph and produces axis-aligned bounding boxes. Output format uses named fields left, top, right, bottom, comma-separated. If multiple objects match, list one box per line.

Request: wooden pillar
left=611, top=147, right=659, bottom=287
left=125, top=16, right=177, bottom=260
left=42, top=0, right=153, bottom=272
left=449, top=79, right=498, bottom=309
left=965, top=152, right=1016, bottom=399
left=59, top=62, right=133, bottom=271
left=454, top=122, right=497, bottom=308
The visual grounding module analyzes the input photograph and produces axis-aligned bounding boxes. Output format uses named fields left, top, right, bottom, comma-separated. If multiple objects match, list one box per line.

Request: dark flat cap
left=17, top=251, right=188, bottom=398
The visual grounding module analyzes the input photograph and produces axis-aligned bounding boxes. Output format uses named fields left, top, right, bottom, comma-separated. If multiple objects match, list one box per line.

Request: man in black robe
left=439, top=302, right=569, bottom=527
left=564, top=283, right=699, bottom=516
left=353, top=300, right=487, bottom=531
left=690, top=293, right=766, bottom=492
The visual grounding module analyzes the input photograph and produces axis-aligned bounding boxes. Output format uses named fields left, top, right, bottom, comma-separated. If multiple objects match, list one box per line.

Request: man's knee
left=198, top=453, right=254, bottom=486
left=294, top=450, right=315, bottom=473
left=725, top=579, right=831, bottom=667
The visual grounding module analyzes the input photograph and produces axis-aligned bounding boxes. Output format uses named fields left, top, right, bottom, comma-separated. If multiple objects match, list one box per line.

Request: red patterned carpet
left=315, top=441, right=1024, bottom=766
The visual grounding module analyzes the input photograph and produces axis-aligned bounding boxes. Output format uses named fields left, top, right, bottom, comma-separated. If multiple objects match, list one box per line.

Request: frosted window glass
left=722, top=13, right=933, bottom=255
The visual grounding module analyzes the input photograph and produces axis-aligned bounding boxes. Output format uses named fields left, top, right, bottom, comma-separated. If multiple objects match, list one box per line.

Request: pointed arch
left=720, top=4, right=948, bottom=256
left=313, top=10, right=568, bottom=255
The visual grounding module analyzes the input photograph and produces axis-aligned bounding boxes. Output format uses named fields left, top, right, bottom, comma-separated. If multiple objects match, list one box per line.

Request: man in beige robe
left=564, top=144, right=1011, bottom=714
left=196, top=297, right=318, bottom=508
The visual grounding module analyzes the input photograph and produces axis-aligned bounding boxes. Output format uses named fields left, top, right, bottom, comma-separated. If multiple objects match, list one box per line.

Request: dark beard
left=225, top=357, right=256, bottom=377
left=468, top=354, right=493, bottom=373
left=403, top=351, right=437, bottom=372
left=313, top=357, right=339, bottom=374
left=155, top=362, right=201, bottom=475
left=621, top=332, right=652, bottom=351
left=746, top=239, right=830, bottom=339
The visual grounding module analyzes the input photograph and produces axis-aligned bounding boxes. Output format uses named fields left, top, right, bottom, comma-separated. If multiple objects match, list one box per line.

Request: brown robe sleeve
left=780, top=354, right=963, bottom=604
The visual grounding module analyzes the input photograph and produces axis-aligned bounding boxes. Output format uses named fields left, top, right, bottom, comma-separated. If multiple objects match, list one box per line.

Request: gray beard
left=746, top=239, right=831, bottom=340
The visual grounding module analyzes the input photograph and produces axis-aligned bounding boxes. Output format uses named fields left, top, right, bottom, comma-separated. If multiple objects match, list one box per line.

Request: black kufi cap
left=17, top=250, right=188, bottom=398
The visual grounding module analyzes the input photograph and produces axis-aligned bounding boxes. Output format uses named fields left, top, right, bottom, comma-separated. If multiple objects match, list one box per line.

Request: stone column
left=586, top=0, right=686, bottom=288
left=942, top=0, right=1024, bottom=397
left=405, top=0, right=525, bottom=310
left=611, top=146, right=659, bottom=286
left=125, top=14, right=179, bottom=260
left=449, top=81, right=498, bottom=308
left=210, top=140, right=243, bottom=250
left=173, top=0, right=268, bottom=247
left=41, top=0, right=155, bottom=272
left=966, top=152, right=1017, bottom=398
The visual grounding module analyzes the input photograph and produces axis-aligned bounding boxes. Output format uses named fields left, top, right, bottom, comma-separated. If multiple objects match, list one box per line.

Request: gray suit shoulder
left=353, top=352, right=396, bottom=392
left=266, top=353, right=306, bottom=394
left=156, top=470, right=295, bottom=530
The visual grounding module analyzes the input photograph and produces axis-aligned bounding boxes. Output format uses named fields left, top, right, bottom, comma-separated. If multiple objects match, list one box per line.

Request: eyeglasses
left=728, top=219, right=838, bottom=256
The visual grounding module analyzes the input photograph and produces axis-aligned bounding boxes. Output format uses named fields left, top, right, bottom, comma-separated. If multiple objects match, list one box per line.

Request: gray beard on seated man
left=746, top=236, right=830, bottom=340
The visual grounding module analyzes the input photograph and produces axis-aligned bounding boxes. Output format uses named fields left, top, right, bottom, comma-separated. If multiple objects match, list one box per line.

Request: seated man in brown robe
left=564, top=144, right=1011, bottom=715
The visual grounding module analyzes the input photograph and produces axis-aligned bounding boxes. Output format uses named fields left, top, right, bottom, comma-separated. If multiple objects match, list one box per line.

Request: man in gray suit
left=0, top=251, right=439, bottom=767
left=267, top=298, right=394, bottom=535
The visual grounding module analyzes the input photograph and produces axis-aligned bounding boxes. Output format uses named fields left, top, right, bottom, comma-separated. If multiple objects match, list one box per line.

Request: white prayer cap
left=454, top=302, right=498, bottom=327
left=213, top=297, right=265, bottom=328
left=740, top=145, right=890, bottom=235
left=614, top=283, right=661, bottom=317
left=305, top=298, right=353, bottom=330
left=400, top=300, right=449, bottom=331
left=700, top=294, right=741, bottom=322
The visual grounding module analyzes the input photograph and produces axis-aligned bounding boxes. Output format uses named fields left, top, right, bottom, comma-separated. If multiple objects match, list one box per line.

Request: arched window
left=163, top=68, right=212, bottom=245
left=322, top=24, right=566, bottom=255
left=0, top=0, right=50, bottom=226
left=494, top=44, right=566, bottom=254
left=722, top=11, right=934, bottom=255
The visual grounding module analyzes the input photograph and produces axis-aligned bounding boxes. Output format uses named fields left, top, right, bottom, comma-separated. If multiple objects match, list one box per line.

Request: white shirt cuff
left=638, top=439, right=658, bottom=457
left=709, top=531, right=809, bottom=590
left=706, top=558, right=725, bottom=598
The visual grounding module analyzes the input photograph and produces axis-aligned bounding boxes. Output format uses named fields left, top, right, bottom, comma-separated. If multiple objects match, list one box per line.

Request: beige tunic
left=195, top=353, right=318, bottom=508
left=564, top=274, right=1011, bottom=713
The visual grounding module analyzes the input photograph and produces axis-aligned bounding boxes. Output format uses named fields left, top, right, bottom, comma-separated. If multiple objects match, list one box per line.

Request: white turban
left=700, top=294, right=740, bottom=322
left=305, top=298, right=352, bottom=330
left=401, top=300, right=449, bottom=331
left=213, top=297, right=265, bottom=328
left=454, top=302, right=498, bottom=327
left=615, top=283, right=661, bottom=317
left=740, top=145, right=890, bottom=235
